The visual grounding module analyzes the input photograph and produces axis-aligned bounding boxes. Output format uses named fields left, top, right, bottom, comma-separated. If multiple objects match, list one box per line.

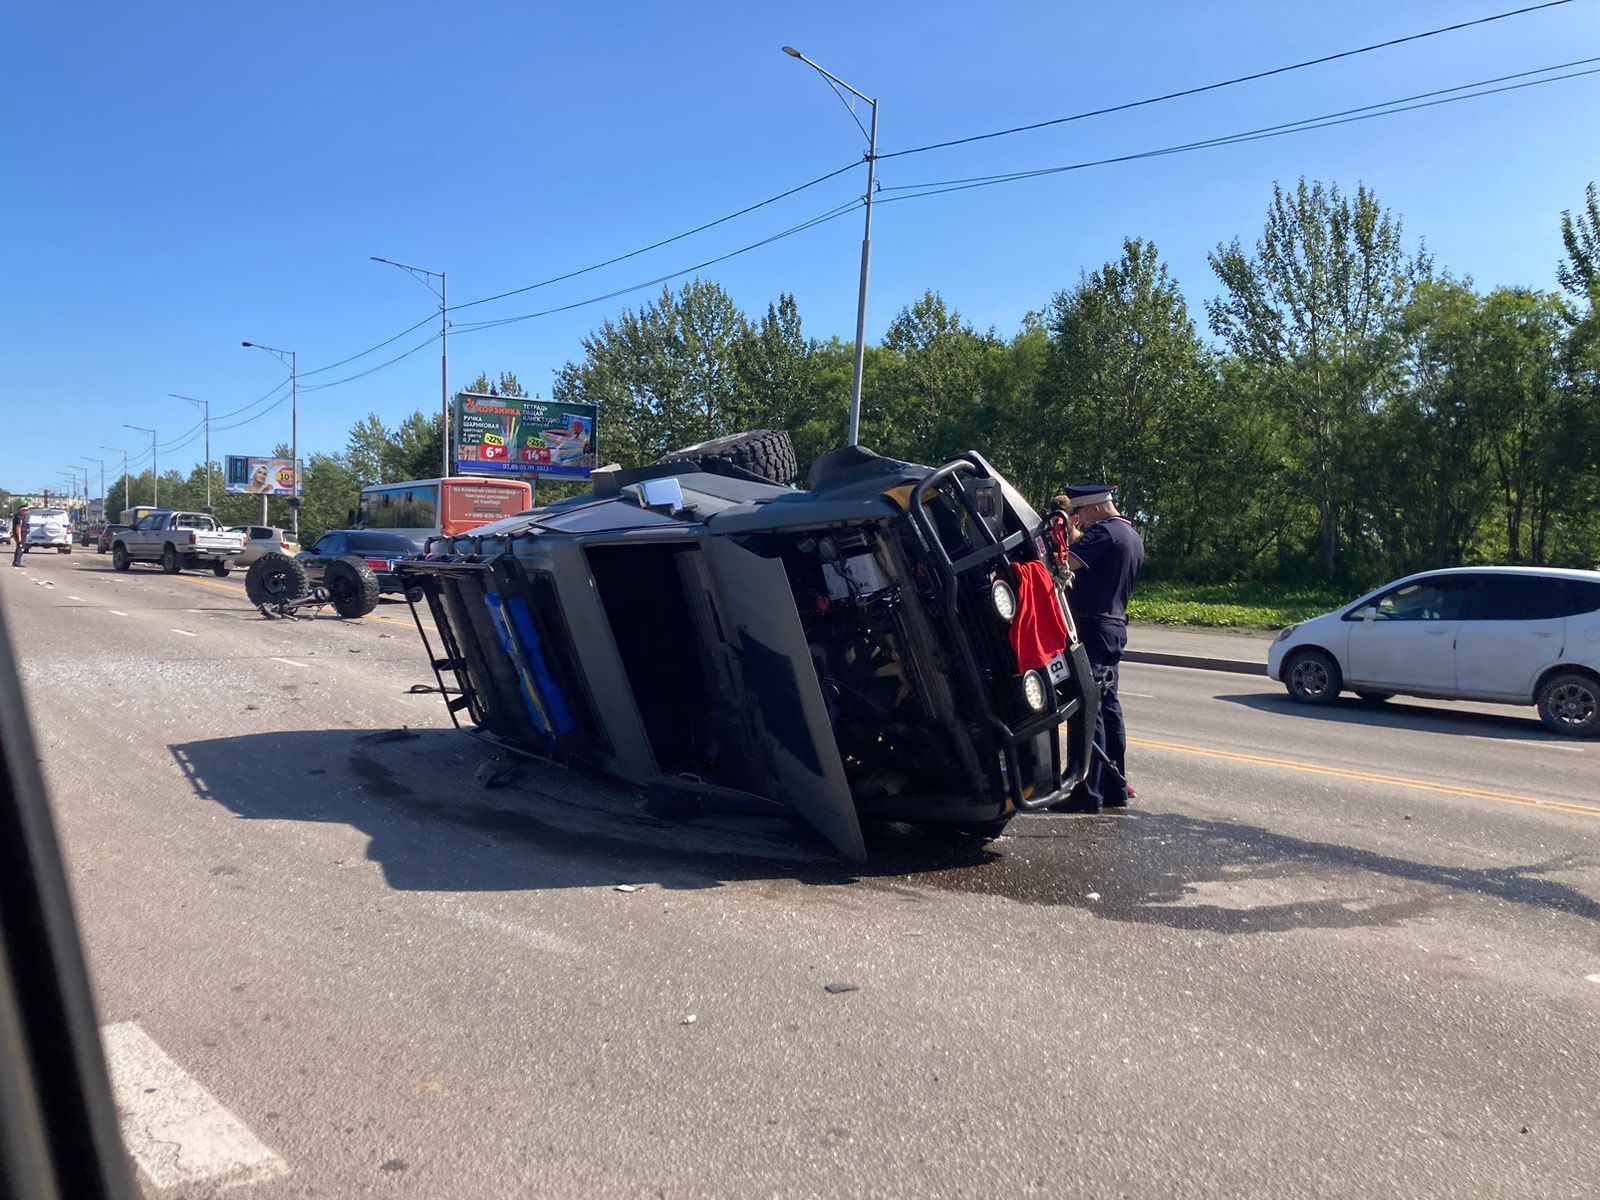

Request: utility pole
left=82, top=457, right=105, bottom=520
left=100, top=446, right=129, bottom=517
left=124, top=424, right=157, bottom=507
left=782, top=46, right=878, bottom=446
left=241, top=343, right=299, bottom=534
left=170, top=394, right=213, bottom=510
left=371, top=257, right=449, bottom=477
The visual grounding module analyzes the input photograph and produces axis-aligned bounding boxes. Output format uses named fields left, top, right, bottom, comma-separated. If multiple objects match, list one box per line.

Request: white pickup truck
left=111, top=510, right=247, bottom=576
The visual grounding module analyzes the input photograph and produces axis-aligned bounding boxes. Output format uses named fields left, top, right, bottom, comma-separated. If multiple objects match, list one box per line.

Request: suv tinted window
left=1557, top=579, right=1600, bottom=617
left=1458, top=574, right=1563, bottom=621
left=349, top=532, right=416, bottom=554
left=252, top=527, right=275, bottom=540
left=313, top=534, right=345, bottom=555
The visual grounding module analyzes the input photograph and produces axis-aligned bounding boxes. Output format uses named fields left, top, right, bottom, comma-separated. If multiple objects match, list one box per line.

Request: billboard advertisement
left=224, top=455, right=303, bottom=496
left=453, top=392, right=598, bottom=479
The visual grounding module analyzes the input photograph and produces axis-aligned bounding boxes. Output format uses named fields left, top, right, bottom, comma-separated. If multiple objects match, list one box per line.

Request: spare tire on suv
left=325, top=557, right=381, bottom=619
left=245, top=552, right=310, bottom=607
left=656, top=429, right=797, bottom=486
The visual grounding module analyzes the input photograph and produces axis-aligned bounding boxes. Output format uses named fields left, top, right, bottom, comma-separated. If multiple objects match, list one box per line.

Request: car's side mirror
left=1358, top=605, right=1377, bottom=622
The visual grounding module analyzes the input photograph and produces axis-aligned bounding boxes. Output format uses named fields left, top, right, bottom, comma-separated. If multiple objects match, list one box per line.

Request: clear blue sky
left=3, top=0, right=1597, bottom=496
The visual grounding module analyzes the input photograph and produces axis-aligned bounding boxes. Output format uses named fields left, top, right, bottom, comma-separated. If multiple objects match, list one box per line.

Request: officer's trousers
left=1074, top=617, right=1128, bottom=809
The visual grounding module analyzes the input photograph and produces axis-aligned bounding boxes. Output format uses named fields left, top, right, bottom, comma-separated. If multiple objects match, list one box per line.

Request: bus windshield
left=357, top=477, right=531, bottom=539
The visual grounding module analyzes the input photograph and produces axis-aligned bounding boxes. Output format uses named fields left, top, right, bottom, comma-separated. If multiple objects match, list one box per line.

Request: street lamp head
left=782, top=45, right=803, bottom=58
left=241, top=341, right=254, bottom=348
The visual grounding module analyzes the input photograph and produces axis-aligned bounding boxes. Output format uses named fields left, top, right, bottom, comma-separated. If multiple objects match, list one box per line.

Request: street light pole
left=100, top=446, right=129, bottom=516
left=371, top=257, right=450, bottom=477
left=241, top=343, right=299, bottom=534
left=783, top=45, right=877, bottom=447
left=124, top=425, right=157, bottom=506
left=170, top=394, right=212, bottom=510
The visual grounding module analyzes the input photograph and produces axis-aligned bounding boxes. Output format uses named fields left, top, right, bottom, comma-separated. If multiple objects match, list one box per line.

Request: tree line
left=100, top=177, right=1600, bottom=588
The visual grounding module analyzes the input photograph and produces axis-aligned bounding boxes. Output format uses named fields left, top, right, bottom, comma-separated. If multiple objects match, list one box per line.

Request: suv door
left=1345, top=575, right=1470, bottom=693
left=1454, top=574, right=1567, bottom=701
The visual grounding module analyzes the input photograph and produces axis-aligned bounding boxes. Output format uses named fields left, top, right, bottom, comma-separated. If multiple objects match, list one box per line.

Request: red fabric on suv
left=1008, top=560, right=1068, bottom=672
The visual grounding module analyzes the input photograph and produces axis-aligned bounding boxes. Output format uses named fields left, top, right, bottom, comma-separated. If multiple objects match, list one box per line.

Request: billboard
left=224, top=455, right=303, bottom=496
left=453, top=392, right=598, bottom=479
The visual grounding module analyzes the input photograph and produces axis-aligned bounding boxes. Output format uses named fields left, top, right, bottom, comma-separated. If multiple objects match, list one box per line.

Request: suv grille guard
left=907, top=454, right=1088, bottom=812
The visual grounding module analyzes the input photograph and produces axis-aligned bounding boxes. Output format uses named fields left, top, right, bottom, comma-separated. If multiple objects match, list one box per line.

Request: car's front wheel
left=1536, top=672, right=1600, bottom=738
left=1284, top=648, right=1342, bottom=705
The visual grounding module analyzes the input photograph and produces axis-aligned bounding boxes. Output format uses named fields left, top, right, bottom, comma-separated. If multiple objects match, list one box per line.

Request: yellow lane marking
left=1129, top=736, right=1600, bottom=820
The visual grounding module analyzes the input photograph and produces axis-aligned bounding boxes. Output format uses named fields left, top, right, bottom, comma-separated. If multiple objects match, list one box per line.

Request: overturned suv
left=396, top=431, right=1097, bottom=860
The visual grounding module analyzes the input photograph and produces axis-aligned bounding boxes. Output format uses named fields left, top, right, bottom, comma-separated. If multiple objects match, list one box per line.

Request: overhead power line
left=298, top=332, right=444, bottom=393
left=879, top=59, right=1600, bottom=204
left=877, top=0, right=1575, bottom=161
left=450, top=161, right=861, bottom=313
left=449, top=199, right=865, bottom=336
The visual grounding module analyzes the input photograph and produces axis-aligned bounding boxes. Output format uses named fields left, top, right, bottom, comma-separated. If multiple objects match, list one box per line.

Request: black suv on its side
left=396, top=433, right=1098, bottom=861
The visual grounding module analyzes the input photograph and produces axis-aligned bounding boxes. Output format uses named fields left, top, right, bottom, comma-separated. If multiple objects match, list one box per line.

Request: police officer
left=11, top=504, right=29, bottom=568
left=1059, top=485, right=1144, bottom=811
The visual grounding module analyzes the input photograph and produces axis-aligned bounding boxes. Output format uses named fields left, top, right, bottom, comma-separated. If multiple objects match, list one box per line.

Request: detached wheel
left=111, top=544, right=131, bottom=572
left=325, top=557, right=380, bottom=618
left=160, top=545, right=182, bottom=574
left=657, top=429, right=797, bottom=485
left=245, top=552, right=310, bottom=606
left=1284, top=648, right=1342, bottom=705
left=1536, top=672, right=1600, bottom=738
left=212, top=560, right=231, bottom=577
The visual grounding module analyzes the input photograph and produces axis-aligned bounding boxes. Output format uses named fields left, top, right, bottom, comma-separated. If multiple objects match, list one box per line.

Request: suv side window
left=1556, top=579, right=1600, bottom=618
left=1372, top=576, right=1472, bottom=621
left=1457, top=574, right=1564, bottom=621
left=314, top=533, right=345, bottom=556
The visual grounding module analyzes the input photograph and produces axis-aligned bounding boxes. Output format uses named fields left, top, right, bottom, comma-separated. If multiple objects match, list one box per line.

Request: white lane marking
left=1587, top=973, right=1600, bottom=984
left=271, top=657, right=308, bottom=668
left=170, top=629, right=196, bottom=637
left=69, top=595, right=85, bottom=601
left=101, top=1022, right=288, bottom=1189
left=1120, top=691, right=1156, bottom=699
left=110, top=610, right=129, bottom=617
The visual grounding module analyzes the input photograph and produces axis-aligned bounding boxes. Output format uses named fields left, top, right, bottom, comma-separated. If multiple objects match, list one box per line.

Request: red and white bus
left=356, top=476, right=533, bottom=542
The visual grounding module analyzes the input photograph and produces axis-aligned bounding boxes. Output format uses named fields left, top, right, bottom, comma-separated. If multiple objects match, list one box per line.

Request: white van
left=26, top=508, right=74, bottom=554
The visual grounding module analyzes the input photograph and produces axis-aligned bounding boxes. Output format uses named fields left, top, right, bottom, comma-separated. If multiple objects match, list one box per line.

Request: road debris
left=823, top=982, right=859, bottom=994
left=614, top=884, right=641, bottom=893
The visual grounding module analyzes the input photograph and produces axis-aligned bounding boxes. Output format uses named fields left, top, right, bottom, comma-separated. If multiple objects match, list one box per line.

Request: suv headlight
left=1022, top=670, right=1049, bottom=712
left=990, top=579, right=1017, bottom=622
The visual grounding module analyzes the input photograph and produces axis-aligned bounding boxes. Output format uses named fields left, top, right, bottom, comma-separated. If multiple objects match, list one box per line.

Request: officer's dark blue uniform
left=1063, top=488, right=1144, bottom=811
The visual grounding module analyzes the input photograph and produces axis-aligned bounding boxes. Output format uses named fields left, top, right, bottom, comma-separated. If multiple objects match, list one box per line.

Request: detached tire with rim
left=325, top=557, right=381, bottom=619
left=1536, top=671, right=1600, bottom=738
left=1285, top=647, right=1342, bottom=705
left=245, top=552, right=310, bottom=607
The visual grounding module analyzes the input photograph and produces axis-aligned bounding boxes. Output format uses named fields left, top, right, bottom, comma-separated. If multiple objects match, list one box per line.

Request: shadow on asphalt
left=169, top=728, right=1600, bottom=933
left=1217, top=690, right=1559, bottom=742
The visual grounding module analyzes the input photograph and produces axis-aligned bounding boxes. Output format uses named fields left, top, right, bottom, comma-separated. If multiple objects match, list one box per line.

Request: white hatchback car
left=1268, top=567, right=1600, bottom=737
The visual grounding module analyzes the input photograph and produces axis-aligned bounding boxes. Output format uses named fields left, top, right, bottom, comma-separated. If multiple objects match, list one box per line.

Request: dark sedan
left=296, top=529, right=421, bottom=596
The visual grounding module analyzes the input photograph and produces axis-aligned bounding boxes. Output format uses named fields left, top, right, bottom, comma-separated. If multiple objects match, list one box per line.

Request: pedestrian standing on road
left=1057, top=485, right=1144, bottom=812
left=10, top=504, right=28, bottom=568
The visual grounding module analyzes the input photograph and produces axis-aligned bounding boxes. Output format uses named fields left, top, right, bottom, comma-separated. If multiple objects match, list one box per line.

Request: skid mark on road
left=101, top=1022, right=288, bottom=1190
left=1131, top=736, right=1600, bottom=820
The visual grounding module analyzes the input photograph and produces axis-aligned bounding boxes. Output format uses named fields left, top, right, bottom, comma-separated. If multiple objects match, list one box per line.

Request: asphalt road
left=5, top=550, right=1599, bottom=1198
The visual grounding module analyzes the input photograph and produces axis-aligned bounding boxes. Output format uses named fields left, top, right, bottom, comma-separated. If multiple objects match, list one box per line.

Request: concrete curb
left=1122, top=649, right=1267, bottom=677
